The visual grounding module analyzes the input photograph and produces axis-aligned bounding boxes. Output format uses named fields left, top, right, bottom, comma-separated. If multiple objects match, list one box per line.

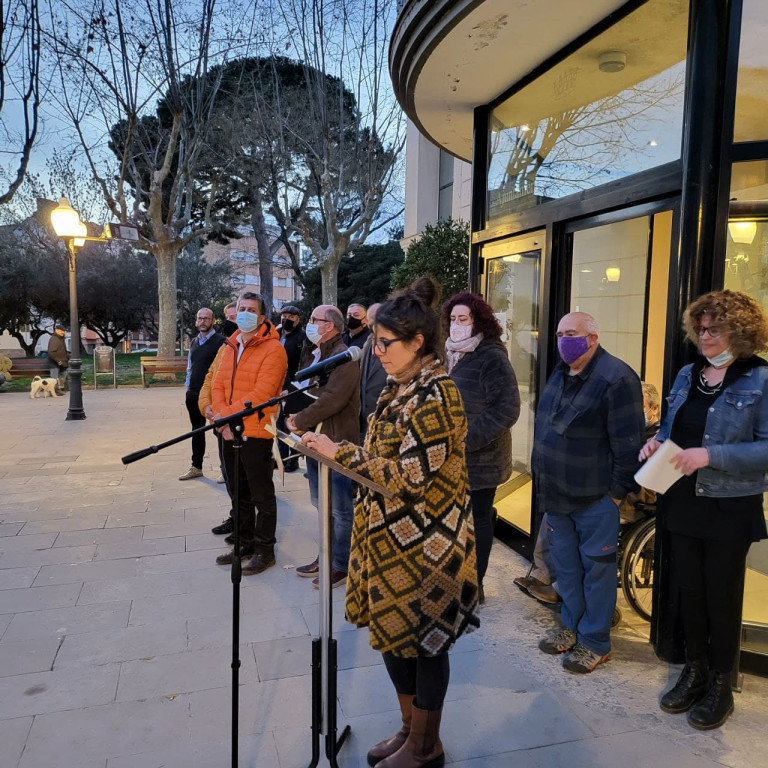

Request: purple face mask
left=558, top=335, right=589, bottom=364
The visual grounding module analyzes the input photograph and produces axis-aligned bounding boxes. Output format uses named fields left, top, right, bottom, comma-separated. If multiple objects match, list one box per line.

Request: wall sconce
left=598, top=50, right=627, bottom=73
left=605, top=266, right=621, bottom=282
left=728, top=220, right=757, bottom=244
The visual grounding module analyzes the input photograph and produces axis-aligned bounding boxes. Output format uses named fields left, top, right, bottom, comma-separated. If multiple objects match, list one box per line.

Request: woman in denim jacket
left=640, top=290, right=768, bottom=731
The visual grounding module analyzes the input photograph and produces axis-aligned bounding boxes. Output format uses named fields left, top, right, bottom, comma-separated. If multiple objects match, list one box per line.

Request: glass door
left=567, top=208, right=674, bottom=391
left=482, top=231, right=543, bottom=534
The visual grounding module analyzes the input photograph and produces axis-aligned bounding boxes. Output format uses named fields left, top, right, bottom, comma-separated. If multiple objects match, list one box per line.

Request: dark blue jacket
left=532, top=345, right=644, bottom=514
left=448, top=337, right=520, bottom=490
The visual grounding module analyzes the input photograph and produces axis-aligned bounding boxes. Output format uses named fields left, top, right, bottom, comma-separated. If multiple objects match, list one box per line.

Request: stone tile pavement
left=1, top=387, right=767, bottom=767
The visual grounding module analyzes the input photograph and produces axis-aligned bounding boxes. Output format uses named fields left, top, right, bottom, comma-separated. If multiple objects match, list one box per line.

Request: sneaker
left=216, top=474, right=226, bottom=484
left=562, top=643, right=611, bottom=674
left=242, top=552, right=276, bottom=575
left=179, top=466, right=203, bottom=481
left=224, top=533, right=235, bottom=545
left=296, top=558, right=319, bottom=577
left=539, top=627, right=577, bottom=655
left=211, top=518, right=234, bottom=535
left=312, top=569, right=347, bottom=590
left=215, top=544, right=255, bottom=565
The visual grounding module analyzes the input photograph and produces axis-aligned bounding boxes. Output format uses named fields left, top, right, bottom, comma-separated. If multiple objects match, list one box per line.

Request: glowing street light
left=50, top=197, right=87, bottom=420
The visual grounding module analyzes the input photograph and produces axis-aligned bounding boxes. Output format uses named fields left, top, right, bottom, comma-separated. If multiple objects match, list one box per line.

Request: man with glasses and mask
left=532, top=311, right=644, bottom=674
left=286, top=304, right=360, bottom=589
left=342, top=302, right=371, bottom=349
left=211, top=292, right=287, bottom=574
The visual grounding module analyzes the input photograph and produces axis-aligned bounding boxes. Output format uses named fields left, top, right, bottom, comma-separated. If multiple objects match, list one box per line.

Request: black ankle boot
left=660, top=660, right=709, bottom=714
left=687, top=671, right=734, bottom=730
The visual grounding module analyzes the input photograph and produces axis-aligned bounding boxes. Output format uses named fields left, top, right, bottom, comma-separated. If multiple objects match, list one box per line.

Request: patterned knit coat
left=335, top=358, right=480, bottom=658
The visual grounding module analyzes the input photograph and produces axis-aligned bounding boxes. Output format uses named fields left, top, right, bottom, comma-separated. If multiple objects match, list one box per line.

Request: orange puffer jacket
left=211, top=323, right=288, bottom=439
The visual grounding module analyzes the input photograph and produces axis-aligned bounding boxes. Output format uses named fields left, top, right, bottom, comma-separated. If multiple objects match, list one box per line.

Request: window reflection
left=487, top=0, right=688, bottom=221
left=734, top=0, right=768, bottom=142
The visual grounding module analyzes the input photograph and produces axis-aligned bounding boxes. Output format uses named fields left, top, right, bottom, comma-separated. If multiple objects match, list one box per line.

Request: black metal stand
left=65, top=239, right=86, bottom=420
left=276, top=435, right=392, bottom=768
left=122, top=387, right=319, bottom=767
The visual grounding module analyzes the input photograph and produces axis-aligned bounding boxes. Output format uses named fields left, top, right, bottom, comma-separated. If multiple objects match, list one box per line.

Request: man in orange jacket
left=211, top=292, right=288, bottom=574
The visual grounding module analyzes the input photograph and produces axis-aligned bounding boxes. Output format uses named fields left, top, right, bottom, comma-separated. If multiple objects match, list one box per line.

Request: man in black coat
left=47, top=322, right=69, bottom=391
left=341, top=302, right=371, bottom=349
left=179, top=307, right=225, bottom=481
left=278, top=305, right=307, bottom=472
left=359, top=303, right=387, bottom=440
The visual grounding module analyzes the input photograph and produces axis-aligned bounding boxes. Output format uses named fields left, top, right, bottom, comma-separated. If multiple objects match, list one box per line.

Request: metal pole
left=66, top=239, right=86, bottom=421
left=318, top=462, right=333, bottom=736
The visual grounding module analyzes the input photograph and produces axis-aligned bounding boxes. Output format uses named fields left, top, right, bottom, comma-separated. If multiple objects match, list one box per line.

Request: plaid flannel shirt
left=532, top=345, right=644, bottom=515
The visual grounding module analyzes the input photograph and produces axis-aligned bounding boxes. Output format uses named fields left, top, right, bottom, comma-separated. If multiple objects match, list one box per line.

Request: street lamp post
left=50, top=198, right=87, bottom=421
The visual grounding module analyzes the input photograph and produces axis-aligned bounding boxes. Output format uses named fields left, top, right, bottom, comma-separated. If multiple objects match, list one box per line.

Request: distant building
left=202, top=226, right=305, bottom=311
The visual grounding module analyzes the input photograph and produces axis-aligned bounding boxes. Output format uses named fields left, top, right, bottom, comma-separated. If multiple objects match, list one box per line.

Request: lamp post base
left=66, top=409, right=87, bottom=421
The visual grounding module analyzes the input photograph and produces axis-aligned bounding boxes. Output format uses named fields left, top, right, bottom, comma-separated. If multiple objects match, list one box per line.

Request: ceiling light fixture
left=598, top=50, right=627, bottom=73
left=728, top=220, right=757, bottom=244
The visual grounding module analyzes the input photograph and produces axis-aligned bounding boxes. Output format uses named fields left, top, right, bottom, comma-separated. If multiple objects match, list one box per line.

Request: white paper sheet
left=634, top=439, right=684, bottom=494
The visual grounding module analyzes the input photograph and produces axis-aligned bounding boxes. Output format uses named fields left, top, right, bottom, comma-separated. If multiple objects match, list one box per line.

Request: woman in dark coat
left=443, top=292, right=521, bottom=601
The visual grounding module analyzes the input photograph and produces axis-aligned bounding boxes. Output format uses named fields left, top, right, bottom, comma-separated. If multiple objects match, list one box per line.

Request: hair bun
left=407, top=277, right=440, bottom=309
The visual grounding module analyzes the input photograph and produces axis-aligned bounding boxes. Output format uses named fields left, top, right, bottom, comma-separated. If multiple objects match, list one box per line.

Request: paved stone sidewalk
left=1, top=388, right=767, bottom=767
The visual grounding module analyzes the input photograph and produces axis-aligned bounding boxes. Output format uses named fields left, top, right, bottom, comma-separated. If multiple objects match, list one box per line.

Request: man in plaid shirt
left=533, top=312, right=644, bottom=674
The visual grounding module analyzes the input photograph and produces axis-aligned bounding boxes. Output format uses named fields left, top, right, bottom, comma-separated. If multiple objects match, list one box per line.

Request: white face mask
left=449, top=323, right=473, bottom=343
left=305, top=323, right=323, bottom=345
left=706, top=349, right=734, bottom=368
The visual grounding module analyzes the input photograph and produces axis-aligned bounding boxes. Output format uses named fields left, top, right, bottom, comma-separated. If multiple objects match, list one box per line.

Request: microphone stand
left=122, top=384, right=322, bottom=768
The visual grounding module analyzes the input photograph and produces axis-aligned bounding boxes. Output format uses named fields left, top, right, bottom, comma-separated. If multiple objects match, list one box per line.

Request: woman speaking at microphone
left=301, top=277, right=479, bottom=768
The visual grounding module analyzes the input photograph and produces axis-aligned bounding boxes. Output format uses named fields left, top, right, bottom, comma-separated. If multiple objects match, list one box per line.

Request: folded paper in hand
left=634, top=440, right=684, bottom=494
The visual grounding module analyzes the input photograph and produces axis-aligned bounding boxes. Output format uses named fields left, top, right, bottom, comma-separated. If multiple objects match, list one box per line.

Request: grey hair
left=324, top=306, right=345, bottom=332
left=641, top=382, right=660, bottom=411
left=570, top=311, right=599, bottom=335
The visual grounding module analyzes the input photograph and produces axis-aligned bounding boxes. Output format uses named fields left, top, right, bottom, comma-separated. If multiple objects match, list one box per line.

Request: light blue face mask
left=236, top=311, right=260, bottom=333
left=706, top=349, right=734, bottom=368
left=305, top=323, right=323, bottom=345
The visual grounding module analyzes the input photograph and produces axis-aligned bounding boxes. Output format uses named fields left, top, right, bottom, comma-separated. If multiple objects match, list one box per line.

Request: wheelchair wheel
left=620, top=517, right=656, bottom=622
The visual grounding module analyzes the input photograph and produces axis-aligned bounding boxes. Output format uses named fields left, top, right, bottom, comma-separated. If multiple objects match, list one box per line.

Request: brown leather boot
left=367, top=693, right=413, bottom=765
left=377, top=702, right=444, bottom=768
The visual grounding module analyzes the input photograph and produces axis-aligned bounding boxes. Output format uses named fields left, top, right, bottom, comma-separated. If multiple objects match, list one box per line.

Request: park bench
left=8, top=358, right=52, bottom=379
left=140, top=355, right=188, bottom=387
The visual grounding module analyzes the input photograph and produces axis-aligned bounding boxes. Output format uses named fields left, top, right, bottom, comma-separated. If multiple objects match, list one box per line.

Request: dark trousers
left=670, top=532, right=751, bottom=672
left=217, top=432, right=233, bottom=519
left=185, top=389, right=206, bottom=469
left=470, top=487, right=497, bottom=583
left=222, top=437, right=277, bottom=554
left=382, top=652, right=450, bottom=711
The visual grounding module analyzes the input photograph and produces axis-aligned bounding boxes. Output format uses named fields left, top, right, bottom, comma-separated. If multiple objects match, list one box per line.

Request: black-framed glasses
left=309, top=316, right=329, bottom=324
left=374, top=335, right=405, bottom=353
left=694, top=325, right=724, bottom=339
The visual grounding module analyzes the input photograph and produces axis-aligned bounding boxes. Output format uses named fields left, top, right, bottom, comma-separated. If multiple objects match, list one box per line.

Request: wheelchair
left=613, top=502, right=656, bottom=625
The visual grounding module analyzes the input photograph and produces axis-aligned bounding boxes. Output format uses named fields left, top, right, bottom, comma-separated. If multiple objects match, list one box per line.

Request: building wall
left=402, top=119, right=473, bottom=250
left=202, top=233, right=302, bottom=310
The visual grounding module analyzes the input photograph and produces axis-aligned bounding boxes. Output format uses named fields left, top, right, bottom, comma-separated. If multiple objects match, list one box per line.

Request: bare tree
left=46, top=0, right=252, bottom=356
left=268, top=0, right=405, bottom=305
left=488, top=70, right=686, bottom=217
left=0, top=0, right=41, bottom=205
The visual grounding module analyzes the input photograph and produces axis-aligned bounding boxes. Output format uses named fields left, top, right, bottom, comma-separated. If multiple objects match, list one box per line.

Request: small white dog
left=30, top=376, right=60, bottom=399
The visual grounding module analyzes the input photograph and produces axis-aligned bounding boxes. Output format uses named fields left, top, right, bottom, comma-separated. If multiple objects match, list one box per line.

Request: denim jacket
left=656, top=361, right=768, bottom=497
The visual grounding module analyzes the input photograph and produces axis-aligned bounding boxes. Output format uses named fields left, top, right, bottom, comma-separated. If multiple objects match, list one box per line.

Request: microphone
left=294, top=346, right=363, bottom=383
